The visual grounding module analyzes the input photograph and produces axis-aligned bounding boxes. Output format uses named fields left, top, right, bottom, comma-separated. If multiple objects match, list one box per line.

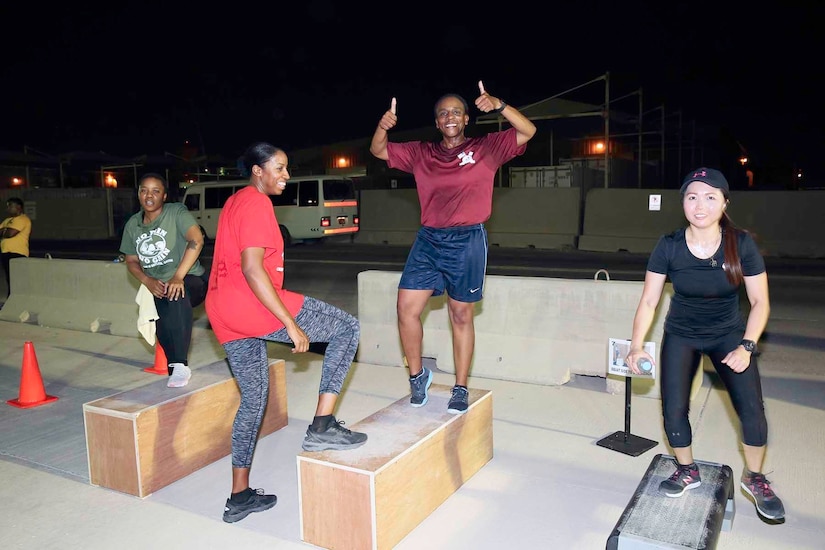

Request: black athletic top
left=647, top=227, right=766, bottom=339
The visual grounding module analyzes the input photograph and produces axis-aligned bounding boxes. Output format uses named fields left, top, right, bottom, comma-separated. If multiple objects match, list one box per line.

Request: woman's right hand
left=625, top=350, right=655, bottom=375
left=146, top=277, right=168, bottom=299
left=286, top=322, right=309, bottom=353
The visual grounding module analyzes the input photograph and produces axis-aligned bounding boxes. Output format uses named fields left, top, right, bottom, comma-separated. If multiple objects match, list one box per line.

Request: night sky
left=2, top=2, right=823, bottom=183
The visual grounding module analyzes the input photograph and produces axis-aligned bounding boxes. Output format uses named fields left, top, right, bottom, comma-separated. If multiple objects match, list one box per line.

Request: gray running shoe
left=409, top=367, right=433, bottom=407
left=741, top=470, right=785, bottom=520
left=301, top=416, right=367, bottom=452
left=659, top=462, right=701, bottom=497
left=167, top=364, right=191, bottom=388
left=447, top=385, right=469, bottom=414
left=223, top=488, right=277, bottom=523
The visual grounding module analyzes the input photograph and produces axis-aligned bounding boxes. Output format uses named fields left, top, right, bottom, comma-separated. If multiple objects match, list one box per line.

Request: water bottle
left=638, top=357, right=653, bottom=374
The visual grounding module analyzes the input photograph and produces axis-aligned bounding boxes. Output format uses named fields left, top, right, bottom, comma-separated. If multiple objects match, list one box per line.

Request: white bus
left=181, top=175, right=359, bottom=245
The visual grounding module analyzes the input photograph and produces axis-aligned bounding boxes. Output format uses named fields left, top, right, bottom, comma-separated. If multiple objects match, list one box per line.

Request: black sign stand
left=597, top=376, right=657, bottom=457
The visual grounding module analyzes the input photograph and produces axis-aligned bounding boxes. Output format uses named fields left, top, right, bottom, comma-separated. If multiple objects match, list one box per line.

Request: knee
left=397, top=301, right=420, bottom=322
left=448, top=303, right=474, bottom=326
left=342, top=314, right=360, bottom=341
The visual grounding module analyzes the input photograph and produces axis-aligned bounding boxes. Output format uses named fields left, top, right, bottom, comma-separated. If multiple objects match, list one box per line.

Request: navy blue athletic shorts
left=398, top=224, right=487, bottom=303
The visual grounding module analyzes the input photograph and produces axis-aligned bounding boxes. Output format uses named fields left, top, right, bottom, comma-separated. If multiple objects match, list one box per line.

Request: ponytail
left=720, top=213, right=746, bottom=286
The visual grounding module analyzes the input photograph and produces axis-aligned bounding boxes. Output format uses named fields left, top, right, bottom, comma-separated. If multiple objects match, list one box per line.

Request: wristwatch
left=740, top=339, right=757, bottom=353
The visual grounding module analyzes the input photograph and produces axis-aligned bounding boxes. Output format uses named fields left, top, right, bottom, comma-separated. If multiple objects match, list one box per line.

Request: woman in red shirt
left=206, top=142, right=366, bottom=523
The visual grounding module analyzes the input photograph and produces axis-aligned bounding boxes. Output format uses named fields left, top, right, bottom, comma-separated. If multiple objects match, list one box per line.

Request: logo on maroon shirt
left=458, top=151, right=476, bottom=166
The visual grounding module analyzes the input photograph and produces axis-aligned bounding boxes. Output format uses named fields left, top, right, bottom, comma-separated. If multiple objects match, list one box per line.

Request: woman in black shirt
left=626, top=167, right=784, bottom=522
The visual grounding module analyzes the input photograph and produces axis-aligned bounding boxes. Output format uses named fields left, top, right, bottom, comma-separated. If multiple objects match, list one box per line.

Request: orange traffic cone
left=143, top=343, right=168, bottom=375
left=7, top=341, right=59, bottom=409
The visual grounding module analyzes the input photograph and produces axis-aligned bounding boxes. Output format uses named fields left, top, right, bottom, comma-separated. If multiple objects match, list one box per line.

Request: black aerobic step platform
left=606, top=453, right=735, bottom=550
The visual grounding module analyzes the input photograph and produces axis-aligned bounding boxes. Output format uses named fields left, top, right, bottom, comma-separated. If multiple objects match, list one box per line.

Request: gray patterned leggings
left=223, top=296, right=360, bottom=468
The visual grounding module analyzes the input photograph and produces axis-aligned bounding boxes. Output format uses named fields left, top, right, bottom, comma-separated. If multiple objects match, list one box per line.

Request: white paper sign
left=648, top=194, right=661, bottom=211
left=608, top=338, right=656, bottom=378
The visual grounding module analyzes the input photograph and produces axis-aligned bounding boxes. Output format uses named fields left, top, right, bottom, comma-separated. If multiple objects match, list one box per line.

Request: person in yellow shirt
left=0, top=197, right=32, bottom=299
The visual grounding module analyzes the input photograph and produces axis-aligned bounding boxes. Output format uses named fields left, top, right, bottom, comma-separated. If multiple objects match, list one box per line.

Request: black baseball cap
left=680, top=167, right=729, bottom=195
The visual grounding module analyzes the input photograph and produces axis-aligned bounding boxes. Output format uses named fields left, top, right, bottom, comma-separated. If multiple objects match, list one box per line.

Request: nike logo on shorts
left=470, top=287, right=481, bottom=293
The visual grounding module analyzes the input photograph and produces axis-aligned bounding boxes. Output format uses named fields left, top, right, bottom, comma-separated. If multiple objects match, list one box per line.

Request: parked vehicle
left=181, top=175, right=359, bottom=245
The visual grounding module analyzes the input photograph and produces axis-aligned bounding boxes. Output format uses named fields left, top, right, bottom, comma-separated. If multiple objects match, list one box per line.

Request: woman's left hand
left=721, top=346, right=752, bottom=373
left=165, top=276, right=185, bottom=301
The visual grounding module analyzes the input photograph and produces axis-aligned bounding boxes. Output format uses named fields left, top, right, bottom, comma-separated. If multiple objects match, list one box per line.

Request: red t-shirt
left=387, top=127, right=526, bottom=228
left=205, top=185, right=305, bottom=344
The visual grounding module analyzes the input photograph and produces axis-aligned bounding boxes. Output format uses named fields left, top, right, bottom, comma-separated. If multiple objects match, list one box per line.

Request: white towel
left=135, top=284, right=159, bottom=345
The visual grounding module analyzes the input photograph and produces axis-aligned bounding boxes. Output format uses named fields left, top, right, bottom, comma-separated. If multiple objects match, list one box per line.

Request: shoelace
left=452, top=387, right=468, bottom=398
left=329, top=420, right=352, bottom=434
left=668, top=465, right=696, bottom=483
left=228, top=488, right=266, bottom=508
left=746, top=474, right=775, bottom=497
left=412, top=373, right=428, bottom=388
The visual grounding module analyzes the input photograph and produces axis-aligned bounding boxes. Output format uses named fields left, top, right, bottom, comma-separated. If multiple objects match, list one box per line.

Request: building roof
left=476, top=97, right=605, bottom=125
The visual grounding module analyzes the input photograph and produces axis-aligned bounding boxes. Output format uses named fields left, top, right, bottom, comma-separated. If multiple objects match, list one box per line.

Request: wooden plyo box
left=297, top=384, right=493, bottom=550
left=83, top=359, right=288, bottom=498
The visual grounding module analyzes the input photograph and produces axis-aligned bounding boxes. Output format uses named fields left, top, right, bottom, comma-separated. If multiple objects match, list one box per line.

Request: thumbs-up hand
left=475, top=80, right=503, bottom=113
left=378, top=97, right=398, bottom=131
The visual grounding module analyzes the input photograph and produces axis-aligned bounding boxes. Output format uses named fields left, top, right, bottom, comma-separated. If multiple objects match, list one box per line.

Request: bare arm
left=625, top=271, right=667, bottom=373
left=0, top=226, right=20, bottom=239
left=723, top=272, right=770, bottom=373
left=474, top=80, right=537, bottom=146
left=241, top=247, right=309, bottom=353
left=165, top=224, right=205, bottom=301
left=124, top=255, right=167, bottom=299
left=370, top=97, right=397, bottom=161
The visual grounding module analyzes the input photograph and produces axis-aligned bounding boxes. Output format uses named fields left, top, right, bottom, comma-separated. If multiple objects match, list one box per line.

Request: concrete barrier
left=0, top=187, right=138, bottom=240
left=0, top=257, right=141, bottom=337
left=353, top=187, right=825, bottom=257
left=10, top=187, right=825, bottom=257
left=486, top=187, right=580, bottom=249
left=353, top=189, right=420, bottom=246
left=579, top=188, right=825, bottom=257
left=356, top=270, right=700, bottom=398
left=354, top=188, right=581, bottom=250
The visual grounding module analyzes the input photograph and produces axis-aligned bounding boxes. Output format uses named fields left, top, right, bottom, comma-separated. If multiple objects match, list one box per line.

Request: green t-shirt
left=119, top=202, right=205, bottom=281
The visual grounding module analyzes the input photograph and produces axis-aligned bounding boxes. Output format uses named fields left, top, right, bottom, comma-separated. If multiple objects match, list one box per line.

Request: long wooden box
left=297, top=384, right=493, bottom=550
left=83, top=359, right=288, bottom=498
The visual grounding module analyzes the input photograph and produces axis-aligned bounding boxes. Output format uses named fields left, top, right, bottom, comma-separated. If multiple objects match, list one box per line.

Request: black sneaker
left=222, top=488, right=277, bottom=523
left=659, top=462, right=701, bottom=497
left=409, top=367, right=433, bottom=407
left=741, top=470, right=785, bottom=520
left=447, top=385, right=469, bottom=415
left=301, top=416, right=367, bottom=452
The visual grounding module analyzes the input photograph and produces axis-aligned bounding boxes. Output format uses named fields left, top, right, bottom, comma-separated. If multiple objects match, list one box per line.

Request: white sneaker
left=167, top=364, right=191, bottom=388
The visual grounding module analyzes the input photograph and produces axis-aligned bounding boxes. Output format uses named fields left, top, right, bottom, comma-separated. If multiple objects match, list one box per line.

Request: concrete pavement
left=1, top=272, right=824, bottom=549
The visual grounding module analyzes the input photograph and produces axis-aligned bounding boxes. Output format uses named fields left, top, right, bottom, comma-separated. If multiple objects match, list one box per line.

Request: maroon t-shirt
left=387, top=127, right=525, bottom=227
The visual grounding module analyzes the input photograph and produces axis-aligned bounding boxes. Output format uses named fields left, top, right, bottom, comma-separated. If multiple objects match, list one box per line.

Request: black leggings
left=660, top=330, right=767, bottom=448
left=153, top=272, right=208, bottom=366
left=1, top=252, right=25, bottom=297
